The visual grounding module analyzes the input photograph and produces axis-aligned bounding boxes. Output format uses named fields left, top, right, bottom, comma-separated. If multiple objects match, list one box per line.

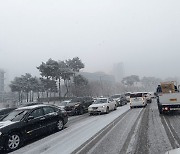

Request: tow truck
left=157, top=81, right=180, bottom=114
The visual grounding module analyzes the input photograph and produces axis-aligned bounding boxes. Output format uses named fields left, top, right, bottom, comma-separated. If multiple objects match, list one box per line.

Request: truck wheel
left=89, top=113, right=93, bottom=116
left=158, top=106, right=163, bottom=114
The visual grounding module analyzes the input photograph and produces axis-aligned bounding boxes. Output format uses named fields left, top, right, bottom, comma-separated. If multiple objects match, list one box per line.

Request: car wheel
left=106, top=107, right=109, bottom=114
left=158, top=106, right=163, bottom=114
left=56, top=119, right=64, bottom=131
left=79, top=108, right=84, bottom=115
left=6, top=132, right=22, bottom=152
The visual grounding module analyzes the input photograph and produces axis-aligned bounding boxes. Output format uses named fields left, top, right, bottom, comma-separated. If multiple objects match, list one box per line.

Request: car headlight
left=0, top=132, right=2, bottom=136
left=102, top=105, right=105, bottom=108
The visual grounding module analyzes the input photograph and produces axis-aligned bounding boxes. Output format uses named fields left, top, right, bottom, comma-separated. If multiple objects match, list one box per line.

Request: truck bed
left=159, top=93, right=180, bottom=105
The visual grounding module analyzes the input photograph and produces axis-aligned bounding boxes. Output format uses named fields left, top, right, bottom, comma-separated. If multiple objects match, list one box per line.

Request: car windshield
left=59, top=101, right=69, bottom=106
left=70, top=98, right=82, bottom=103
left=94, top=99, right=107, bottom=104
left=2, top=109, right=28, bottom=122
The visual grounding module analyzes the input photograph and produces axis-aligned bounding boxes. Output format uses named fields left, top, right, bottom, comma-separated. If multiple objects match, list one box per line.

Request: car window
left=94, top=99, right=107, bottom=104
left=43, top=107, right=55, bottom=115
left=109, top=98, right=113, bottom=102
left=130, top=93, right=143, bottom=98
left=30, top=108, right=44, bottom=118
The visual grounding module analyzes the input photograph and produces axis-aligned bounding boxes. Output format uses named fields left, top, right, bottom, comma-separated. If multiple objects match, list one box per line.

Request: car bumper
left=130, top=101, right=146, bottom=107
left=63, top=116, right=68, bottom=125
left=0, top=134, right=6, bottom=150
left=159, top=104, right=180, bottom=111
left=65, top=108, right=77, bottom=115
left=88, top=108, right=106, bottom=113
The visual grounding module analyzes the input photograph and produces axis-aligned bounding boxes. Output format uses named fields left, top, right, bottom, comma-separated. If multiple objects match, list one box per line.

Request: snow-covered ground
left=11, top=105, right=130, bottom=154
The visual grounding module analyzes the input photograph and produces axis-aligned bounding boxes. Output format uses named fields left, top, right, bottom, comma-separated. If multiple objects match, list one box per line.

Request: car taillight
left=164, top=107, right=169, bottom=111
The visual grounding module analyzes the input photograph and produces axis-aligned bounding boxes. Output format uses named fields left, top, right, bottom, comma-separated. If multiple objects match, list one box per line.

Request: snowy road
left=8, top=99, right=180, bottom=154
left=10, top=105, right=130, bottom=154
left=86, top=99, right=173, bottom=154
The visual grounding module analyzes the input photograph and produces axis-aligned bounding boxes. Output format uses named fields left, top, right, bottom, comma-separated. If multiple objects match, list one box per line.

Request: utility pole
left=99, top=76, right=104, bottom=96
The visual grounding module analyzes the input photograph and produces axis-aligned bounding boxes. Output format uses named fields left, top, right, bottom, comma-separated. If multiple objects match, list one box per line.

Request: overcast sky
left=1, top=0, right=180, bottom=81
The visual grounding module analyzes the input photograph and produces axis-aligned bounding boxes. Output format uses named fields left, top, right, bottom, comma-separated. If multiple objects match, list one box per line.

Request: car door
left=43, top=106, right=58, bottom=131
left=24, top=108, right=45, bottom=138
left=82, top=98, right=88, bottom=111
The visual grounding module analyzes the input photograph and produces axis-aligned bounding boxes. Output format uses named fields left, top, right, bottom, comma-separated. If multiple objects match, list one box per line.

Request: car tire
left=56, top=119, right=64, bottom=131
left=106, top=107, right=109, bottom=114
left=159, top=107, right=163, bottom=114
left=79, top=108, right=84, bottom=115
left=6, top=132, right=22, bottom=152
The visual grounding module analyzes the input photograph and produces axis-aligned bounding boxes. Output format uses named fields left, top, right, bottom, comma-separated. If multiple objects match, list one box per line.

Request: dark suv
left=64, top=97, right=93, bottom=115
left=119, top=94, right=128, bottom=106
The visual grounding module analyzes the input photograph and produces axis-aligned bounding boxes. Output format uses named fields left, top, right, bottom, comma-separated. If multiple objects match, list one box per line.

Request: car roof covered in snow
left=16, top=104, right=56, bottom=110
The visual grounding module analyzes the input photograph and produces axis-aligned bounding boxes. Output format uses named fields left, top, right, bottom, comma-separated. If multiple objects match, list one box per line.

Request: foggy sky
left=1, top=0, right=180, bottom=81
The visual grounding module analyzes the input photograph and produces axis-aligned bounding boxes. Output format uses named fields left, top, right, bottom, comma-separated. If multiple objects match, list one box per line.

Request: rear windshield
left=70, top=98, right=82, bottom=103
left=130, top=93, right=147, bottom=98
left=130, top=93, right=143, bottom=98
left=94, top=99, right=107, bottom=104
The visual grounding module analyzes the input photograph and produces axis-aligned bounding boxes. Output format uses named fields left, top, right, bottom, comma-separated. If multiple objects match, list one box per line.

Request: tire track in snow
left=119, top=108, right=145, bottom=154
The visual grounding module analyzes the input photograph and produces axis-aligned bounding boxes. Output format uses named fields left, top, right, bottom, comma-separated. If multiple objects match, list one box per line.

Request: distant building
left=79, top=71, right=115, bottom=83
left=0, top=69, right=5, bottom=102
left=112, top=62, right=124, bottom=82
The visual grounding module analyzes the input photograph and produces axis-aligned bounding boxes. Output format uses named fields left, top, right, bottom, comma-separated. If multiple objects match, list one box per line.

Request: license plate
left=170, top=98, right=177, bottom=102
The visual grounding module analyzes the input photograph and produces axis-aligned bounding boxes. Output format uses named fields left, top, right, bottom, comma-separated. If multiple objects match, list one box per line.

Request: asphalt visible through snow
left=85, top=100, right=174, bottom=154
left=8, top=99, right=180, bottom=154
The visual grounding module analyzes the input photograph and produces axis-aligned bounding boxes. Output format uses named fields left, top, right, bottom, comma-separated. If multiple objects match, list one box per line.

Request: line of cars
left=59, top=95, right=128, bottom=116
left=0, top=92, right=145, bottom=152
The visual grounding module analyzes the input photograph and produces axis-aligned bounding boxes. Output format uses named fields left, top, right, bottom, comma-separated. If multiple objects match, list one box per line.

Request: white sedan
left=88, top=97, right=117, bottom=115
